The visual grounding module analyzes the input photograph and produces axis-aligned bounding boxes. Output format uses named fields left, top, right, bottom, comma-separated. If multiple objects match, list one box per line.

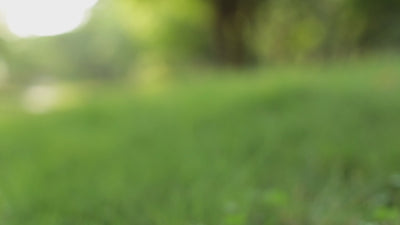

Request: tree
left=209, top=0, right=269, bottom=65
left=350, top=0, right=400, bottom=48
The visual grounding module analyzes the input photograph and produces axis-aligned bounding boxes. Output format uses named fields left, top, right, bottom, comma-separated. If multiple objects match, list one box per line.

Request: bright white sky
left=0, top=0, right=98, bottom=37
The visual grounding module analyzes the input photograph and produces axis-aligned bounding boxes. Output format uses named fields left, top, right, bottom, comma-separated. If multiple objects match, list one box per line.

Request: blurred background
left=0, top=0, right=399, bottom=84
left=1, top=0, right=400, bottom=224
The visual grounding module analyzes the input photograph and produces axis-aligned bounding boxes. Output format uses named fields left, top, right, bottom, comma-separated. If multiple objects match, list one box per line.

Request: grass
left=1, top=56, right=400, bottom=225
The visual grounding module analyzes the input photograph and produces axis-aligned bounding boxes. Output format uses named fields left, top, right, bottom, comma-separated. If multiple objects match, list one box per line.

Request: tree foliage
left=1, top=0, right=400, bottom=82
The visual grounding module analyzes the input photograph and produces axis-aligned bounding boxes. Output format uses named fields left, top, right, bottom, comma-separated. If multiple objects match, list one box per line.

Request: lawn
left=1, top=56, right=400, bottom=225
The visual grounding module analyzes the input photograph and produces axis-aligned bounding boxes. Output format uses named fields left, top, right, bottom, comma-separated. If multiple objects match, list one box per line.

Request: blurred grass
left=1, top=56, right=400, bottom=225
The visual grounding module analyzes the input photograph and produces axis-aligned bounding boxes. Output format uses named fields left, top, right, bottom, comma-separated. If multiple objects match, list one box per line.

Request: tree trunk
left=213, top=0, right=250, bottom=66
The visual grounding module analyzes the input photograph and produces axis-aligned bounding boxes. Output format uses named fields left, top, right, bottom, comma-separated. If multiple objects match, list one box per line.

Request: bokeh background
left=1, top=0, right=400, bottom=224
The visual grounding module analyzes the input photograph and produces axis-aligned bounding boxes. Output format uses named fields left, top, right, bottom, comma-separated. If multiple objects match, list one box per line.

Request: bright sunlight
left=0, top=0, right=98, bottom=37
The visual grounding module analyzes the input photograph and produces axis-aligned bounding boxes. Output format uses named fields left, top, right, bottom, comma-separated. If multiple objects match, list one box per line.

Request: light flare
left=0, top=0, right=98, bottom=37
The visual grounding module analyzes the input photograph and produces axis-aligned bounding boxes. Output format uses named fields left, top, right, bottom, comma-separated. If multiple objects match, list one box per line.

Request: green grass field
left=1, top=56, right=400, bottom=225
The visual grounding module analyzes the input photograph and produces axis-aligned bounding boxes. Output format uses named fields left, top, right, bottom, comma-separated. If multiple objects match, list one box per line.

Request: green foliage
left=115, top=0, right=212, bottom=63
left=1, top=0, right=399, bottom=81
left=112, top=0, right=400, bottom=65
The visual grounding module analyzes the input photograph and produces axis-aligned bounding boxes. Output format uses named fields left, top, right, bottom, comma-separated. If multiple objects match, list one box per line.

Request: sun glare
left=0, top=0, right=98, bottom=37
